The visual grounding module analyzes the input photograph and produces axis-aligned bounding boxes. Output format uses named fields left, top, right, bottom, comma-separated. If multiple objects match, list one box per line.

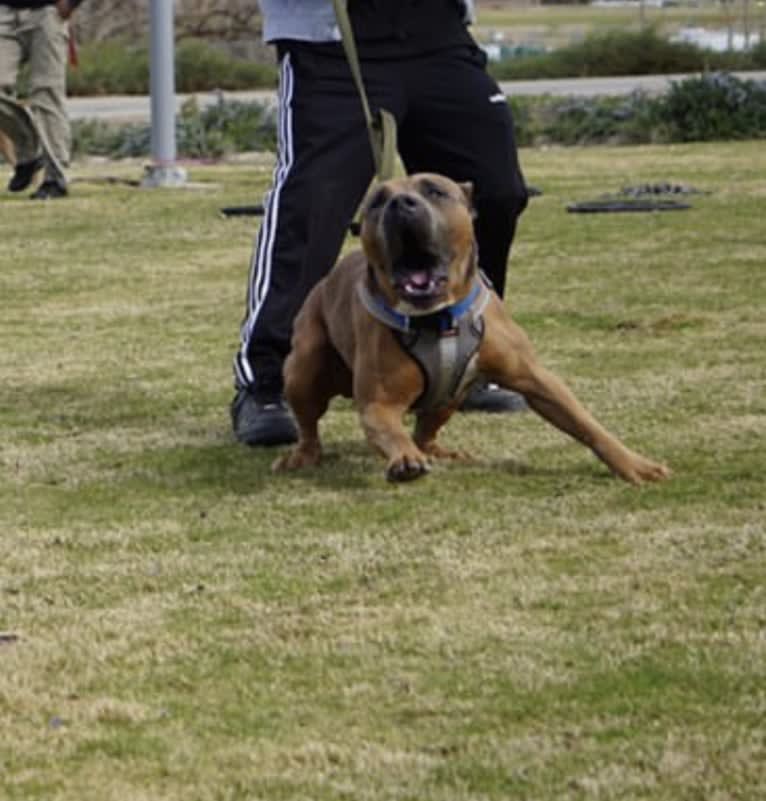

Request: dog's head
left=360, top=173, right=477, bottom=315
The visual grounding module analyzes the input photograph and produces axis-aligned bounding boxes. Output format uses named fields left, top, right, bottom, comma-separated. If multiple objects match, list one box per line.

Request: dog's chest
left=357, top=275, right=490, bottom=412
left=395, top=315, right=484, bottom=411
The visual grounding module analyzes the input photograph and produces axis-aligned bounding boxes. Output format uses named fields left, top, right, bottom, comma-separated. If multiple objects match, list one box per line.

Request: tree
left=74, top=0, right=262, bottom=45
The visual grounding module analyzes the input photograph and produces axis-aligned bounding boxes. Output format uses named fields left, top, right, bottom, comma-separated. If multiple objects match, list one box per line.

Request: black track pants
left=233, top=43, right=528, bottom=392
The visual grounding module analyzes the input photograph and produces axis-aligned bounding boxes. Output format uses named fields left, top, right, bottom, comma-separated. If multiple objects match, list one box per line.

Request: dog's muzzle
left=382, top=194, right=449, bottom=309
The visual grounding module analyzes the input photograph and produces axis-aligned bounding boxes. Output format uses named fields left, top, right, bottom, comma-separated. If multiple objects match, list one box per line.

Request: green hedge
left=72, top=96, right=277, bottom=159
left=510, top=72, right=766, bottom=146
left=72, top=72, right=766, bottom=159
left=66, top=32, right=766, bottom=97
left=653, top=71, right=766, bottom=142
left=489, top=29, right=766, bottom=81
left=67, top=39, right=277, bottom=96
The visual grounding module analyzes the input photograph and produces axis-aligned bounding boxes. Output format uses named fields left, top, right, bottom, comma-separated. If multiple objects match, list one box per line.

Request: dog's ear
left=458, top=181, right=474, bottom=208
left=458, top=181, right=477, bottom=218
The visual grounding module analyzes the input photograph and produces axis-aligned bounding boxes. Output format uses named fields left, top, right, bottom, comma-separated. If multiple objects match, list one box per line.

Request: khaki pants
left=0, top=5, right=70, bottom=180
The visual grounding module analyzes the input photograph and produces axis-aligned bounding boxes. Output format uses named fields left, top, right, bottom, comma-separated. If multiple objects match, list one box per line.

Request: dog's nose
left=388, top=193, right=420, bottom=215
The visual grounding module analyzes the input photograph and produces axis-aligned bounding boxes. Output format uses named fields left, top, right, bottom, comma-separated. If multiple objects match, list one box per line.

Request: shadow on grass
left=126, top=437, right=612, bottom=503
left=4, top=380, right=648, bottom=501
left=157, top=437, right=379, bottom=495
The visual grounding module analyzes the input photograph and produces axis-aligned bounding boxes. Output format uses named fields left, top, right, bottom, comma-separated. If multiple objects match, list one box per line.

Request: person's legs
left=26, top=7, right=69, bottom=193
left=0, top=7, right=23, bottom=123
left=398, top=44, right=528, bottom=299
left=399, top=45, right=529, bottom=412
left=232, top=45, right=400, bottom=444
left=0, top=6, right=43, bottom=186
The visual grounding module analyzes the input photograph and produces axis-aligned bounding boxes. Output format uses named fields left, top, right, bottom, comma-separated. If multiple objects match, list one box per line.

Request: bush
left=652, top=72, right=766, bottom=142
left=490, top=28, right=765, bottom=81
left=176, top=96, right=278, bottom=156
left=68, top=41, right=150, bottom=96
left=173, top=40, right=276, bottom=93
left=66, top=32, right=766, bottom=96
left=506, top=73, right=766, bottom=146
left=743, top=39, right=766, bottom=69
left=67, top=39, right=277, bottom=96
left=532, top=93, right=653, bottom=145
left=71, top=119, right=145, bottom=158
left=72, top=96, right=278, bottom=159
left=71, top=73, right=766, bottom=158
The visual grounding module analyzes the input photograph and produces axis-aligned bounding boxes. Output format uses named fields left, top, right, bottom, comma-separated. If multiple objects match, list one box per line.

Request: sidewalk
left=66, top=71, right=766, bottom=122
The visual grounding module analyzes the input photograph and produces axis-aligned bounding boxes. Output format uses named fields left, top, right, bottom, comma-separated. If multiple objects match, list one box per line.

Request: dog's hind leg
left=414, top=407, right=472, bottom=461
left=273, top=320, right=351, bottom=473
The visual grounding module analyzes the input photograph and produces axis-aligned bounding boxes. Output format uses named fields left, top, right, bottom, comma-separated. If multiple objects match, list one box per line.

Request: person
left=232, top=0, right=530, bottom=447
left=0, top=0, right=83, bottom=199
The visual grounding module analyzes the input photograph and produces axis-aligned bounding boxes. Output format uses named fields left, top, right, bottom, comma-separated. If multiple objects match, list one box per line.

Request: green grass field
left=1, top=141, right=765, bottom=800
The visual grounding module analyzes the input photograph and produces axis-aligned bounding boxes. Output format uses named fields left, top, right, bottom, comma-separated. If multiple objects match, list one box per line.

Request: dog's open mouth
left=388, top=225, right=450, bottom=309
left=394, top=268, right=448, bottom=308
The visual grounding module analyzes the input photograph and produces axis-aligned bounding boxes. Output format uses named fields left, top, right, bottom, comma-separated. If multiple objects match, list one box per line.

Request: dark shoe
left=460, top=381, right=528, bottom=414
left=231, top=387, right=298, bottom=447
left=8, top=156, right=44, bottom=192
left=30, top=180, right=68, bottom=199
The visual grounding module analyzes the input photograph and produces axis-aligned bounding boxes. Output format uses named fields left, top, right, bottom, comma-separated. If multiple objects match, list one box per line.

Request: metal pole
left=142, top=0, right=186, bottom=187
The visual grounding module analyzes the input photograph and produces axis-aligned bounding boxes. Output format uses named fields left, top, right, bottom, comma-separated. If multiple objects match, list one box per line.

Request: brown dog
left=0, top=130, right=15, bottom=167
left=274, top=173, right=670, bottom=485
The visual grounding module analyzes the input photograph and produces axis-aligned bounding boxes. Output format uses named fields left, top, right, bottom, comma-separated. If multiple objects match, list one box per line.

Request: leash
left=68, top=26, right=79, bottom=68
left=331, top=0, right=397, bottom=181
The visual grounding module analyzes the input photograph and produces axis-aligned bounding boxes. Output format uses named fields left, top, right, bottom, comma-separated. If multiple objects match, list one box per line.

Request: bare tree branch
left=74, top=1, right=263, bottom=46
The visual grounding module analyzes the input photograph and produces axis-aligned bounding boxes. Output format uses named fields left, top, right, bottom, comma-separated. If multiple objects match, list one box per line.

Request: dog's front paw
left=616, top=453, right=672, bottom=485
left=386, top=451, right=431, bottom=482
left=272, top=446, right=321, bottom=473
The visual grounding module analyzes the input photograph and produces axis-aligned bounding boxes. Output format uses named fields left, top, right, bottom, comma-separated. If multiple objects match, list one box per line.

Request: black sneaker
left=8, top=156, right=44, bottom=192
left=460, top=381, right=528, bottom=414
left=30, top=180, right=68, bottom=199
left=230, top=387, right=298, bottom=447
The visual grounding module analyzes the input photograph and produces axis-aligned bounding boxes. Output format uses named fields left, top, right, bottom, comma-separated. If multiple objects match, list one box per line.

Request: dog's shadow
left=261, top=439, right=605, bottom=489
left=10, top=382, right=605, bottom=497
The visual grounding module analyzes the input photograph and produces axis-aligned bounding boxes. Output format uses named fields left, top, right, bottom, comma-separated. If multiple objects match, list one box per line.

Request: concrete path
left=66, top=71, right=766, bottom=122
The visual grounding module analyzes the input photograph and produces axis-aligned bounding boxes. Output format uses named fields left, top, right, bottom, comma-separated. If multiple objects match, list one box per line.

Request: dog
left=0, top=129, right=15, bottom=167
left=273, top=173, right=670, bottom=485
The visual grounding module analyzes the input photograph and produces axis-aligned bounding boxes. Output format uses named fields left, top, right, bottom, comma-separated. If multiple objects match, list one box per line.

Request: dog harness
left=358, top=274, right=491, bottom=412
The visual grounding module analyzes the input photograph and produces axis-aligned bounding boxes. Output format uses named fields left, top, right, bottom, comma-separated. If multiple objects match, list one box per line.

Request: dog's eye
left=422, top=181, right=449, bottom=200
left=367, top=189, right=388, bottom=211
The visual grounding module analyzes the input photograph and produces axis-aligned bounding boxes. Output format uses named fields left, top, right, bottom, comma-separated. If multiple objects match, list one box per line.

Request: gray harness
left=358, top=275, right=491, bottom=412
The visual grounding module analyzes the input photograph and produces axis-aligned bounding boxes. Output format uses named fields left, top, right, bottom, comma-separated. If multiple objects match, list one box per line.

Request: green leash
left=332, top=0, right=397, bottom=181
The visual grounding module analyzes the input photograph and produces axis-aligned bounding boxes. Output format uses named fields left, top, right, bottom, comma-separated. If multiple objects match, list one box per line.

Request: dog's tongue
left=407, top=270, right=431, bottom=289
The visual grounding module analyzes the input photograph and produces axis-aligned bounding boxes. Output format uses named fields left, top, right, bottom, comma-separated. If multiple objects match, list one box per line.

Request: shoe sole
left=8, top=162, right=43, bottom=192
left=460, top=398, right=529, bottom=414
left=236, top=419, right=298, bottom=447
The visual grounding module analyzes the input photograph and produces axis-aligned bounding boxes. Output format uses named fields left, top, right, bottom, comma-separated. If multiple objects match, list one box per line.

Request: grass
left=1, top=140, right=765, bottom=800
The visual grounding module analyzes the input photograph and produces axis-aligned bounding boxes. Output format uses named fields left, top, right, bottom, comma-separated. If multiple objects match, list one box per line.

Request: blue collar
left=358, top=274, right=489, bottom=334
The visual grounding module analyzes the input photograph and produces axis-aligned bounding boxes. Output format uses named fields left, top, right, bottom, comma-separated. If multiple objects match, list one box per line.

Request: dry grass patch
left=1, top=142, right=765, bottom=800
